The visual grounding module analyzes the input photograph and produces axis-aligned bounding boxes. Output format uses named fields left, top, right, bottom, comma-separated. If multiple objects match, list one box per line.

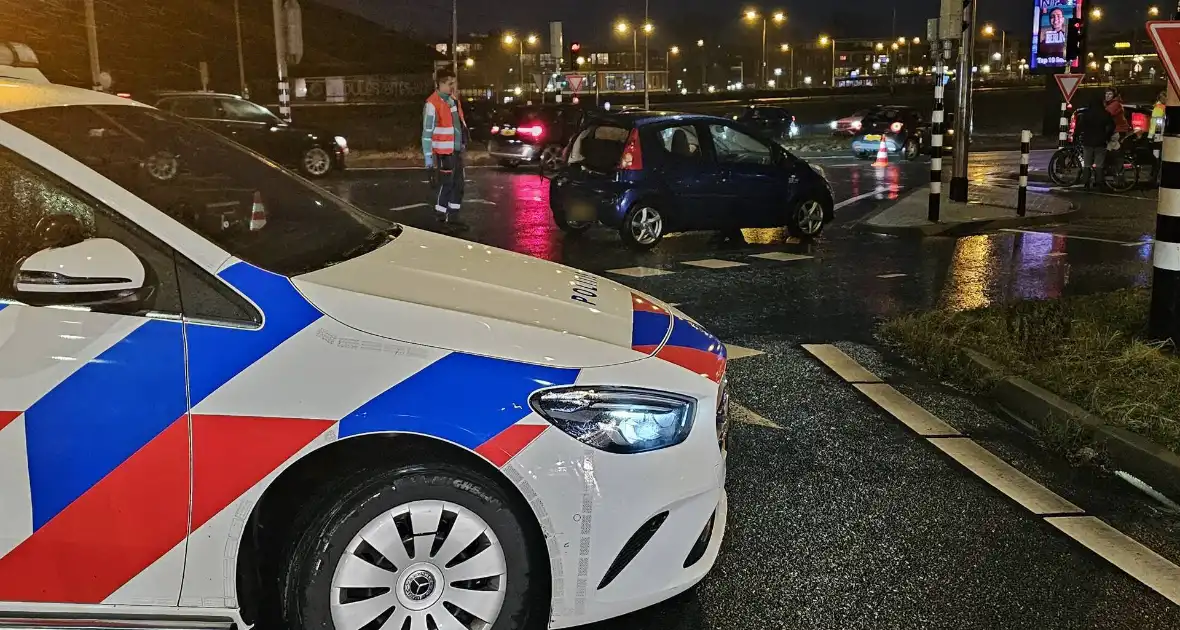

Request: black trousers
left=433, top=152, right=465, bottom=220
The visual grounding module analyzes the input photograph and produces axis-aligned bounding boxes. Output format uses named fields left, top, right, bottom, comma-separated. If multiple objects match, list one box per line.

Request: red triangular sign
left=1054, top=74, right=1084, bottom=104
left=567, top=74, right=585, bottom=93
left=1149, top=21, right=1180, bottom=93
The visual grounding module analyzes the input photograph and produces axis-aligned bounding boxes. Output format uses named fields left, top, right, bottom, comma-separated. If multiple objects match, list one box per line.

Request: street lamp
left=1090, top=7, right=1103, bottom=20
left=818, top=35, right=835, bottom=86
left=779, top=43, right=795, bottom=88
left=981, top=24, right=1006, bottom=73
left=465, top=57, right=474, bottom=68
left=743, top=9, right=786, bottom=87
left=503, top=33, right=538, bottom=97
left=616, top=20, right=653, bottom=108
left=1149, top=6, right=1161, bottom=17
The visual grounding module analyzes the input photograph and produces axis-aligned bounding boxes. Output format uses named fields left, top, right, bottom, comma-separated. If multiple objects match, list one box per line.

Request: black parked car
left=153, top=92, right=348, bottom=178
left=488, top=103, right=586, bottom=172
left=849, top=105, right=932, bottom=161
left=728, top=105, right=800, bottom=142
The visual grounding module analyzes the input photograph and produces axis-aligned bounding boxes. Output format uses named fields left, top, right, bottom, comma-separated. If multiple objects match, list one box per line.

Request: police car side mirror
left=12, top=238, right=153, bottom=310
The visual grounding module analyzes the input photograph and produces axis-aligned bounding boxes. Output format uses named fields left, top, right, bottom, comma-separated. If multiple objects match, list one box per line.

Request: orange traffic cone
left=872, top=137, right=889, bottom=168
left=249, top=191, right=267, bottom=231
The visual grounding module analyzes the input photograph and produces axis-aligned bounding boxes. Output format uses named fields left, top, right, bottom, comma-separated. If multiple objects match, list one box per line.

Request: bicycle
left=1047, top=143, right=1138, bottom=192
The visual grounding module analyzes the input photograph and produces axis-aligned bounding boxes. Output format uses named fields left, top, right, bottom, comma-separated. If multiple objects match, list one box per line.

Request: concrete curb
left=856, top=204, right=1078, bottom=238
left=962, top=349, right=1180, bottom=500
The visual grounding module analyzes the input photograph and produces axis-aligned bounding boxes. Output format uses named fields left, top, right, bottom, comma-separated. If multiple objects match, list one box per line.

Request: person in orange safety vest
left=423, top=66, right=470, bottom=231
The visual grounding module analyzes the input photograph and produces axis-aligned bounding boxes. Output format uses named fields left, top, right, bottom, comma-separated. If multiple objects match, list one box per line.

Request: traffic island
left=858, top=185, right=1076, bottom=237
left=879, top=288, right=1180, bottom=499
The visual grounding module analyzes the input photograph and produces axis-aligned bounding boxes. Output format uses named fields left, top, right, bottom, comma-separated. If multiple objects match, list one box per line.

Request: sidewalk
left=858, top=184, right=1076, bottom=237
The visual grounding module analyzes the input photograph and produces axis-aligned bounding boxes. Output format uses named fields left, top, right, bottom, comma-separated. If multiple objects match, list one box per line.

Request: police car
left=0, top=45, right=728, bottom=630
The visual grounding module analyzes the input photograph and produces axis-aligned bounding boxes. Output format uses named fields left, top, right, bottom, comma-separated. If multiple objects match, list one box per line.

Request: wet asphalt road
left=325, top=154, right=1179, bottom=629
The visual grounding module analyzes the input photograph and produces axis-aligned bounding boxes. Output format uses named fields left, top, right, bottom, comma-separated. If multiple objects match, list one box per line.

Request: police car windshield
left=2, top=104, right=394, bottom=276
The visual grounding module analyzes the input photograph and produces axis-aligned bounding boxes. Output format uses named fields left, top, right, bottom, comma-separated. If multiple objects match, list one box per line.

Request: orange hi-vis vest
left=427, top=91, right=466, bottom=155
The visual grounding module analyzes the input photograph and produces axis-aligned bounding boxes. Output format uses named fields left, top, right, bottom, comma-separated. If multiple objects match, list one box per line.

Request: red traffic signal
left=570, top=42, right=581, bottom=52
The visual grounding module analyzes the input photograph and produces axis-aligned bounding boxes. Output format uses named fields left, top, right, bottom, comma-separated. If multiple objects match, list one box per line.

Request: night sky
left=322, top=0, right=1156, bottom=47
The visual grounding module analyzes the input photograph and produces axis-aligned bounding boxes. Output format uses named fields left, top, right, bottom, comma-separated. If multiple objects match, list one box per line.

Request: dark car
left=152, top=92, right=347, bottom=178
left=849, top=105, right=931, bottom=161
left=549, top=111, right=834, bottom=249
left=728, top=105, right=800, bottom=142
left=463, top=100, right=501, bottom=143
left=488, top=103, right=586, bottom=171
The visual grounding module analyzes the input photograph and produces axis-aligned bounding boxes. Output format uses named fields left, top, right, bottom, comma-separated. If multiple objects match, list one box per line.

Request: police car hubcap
left=330, top=500, right=508, bottom=630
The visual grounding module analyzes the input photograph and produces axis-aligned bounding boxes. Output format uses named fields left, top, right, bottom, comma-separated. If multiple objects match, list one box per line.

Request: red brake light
left=619, top=129, right=644, bottom=171
left=491, top=125, right=500, bottom=134
left=890, top=122, right=904, bottom=133
left=851, top=120, right=862, bottom=130
left=521, top=125, right=544, bottom=137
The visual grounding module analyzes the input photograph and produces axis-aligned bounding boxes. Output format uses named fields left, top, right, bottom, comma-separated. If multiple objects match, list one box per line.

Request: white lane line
left=750, top=252, right=813, bottom=262
left=801, top=344, right=882, bottom=383
left=1045, top=516, right=1180, bottom=605
left=390, top=203, right=428, bottom=211
left=855, top=384, right=963, bottom=437
left=999, top=228, right=1143, bottom=246
left=349, top=165, right=496, bottom=171
left=726, top=344, right=765, bottom=360
left=605, top=266, right=675, bottom=278
left=928, top=438, right=1084, bottom=515
left=467, top=199, right=497, bottom=205
left=732, top=403, right=783, bottom=430
left=878, top=273, right=907, bottom=279
left=834, top=187, right=892, bottom=210
left=682, top=258, right=749, bottom=269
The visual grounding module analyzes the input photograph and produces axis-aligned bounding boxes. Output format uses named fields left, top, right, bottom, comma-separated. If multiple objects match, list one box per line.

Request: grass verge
left=879, top=289, right=1180, bottom=455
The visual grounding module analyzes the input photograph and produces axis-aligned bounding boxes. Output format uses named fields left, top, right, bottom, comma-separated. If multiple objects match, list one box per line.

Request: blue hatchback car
left=549, top=111, right=834, bottom=249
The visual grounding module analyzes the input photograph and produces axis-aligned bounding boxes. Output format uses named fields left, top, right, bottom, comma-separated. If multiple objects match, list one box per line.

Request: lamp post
left=982, top=24, right=1006, bottom=74
left=818, top=35, right=835, bottom=86
left=697, top=39, right=707, bottom=93
left=616, top=20, right=653, bottom=108
left=503, top=33, right=538, bottom=98
left=780, top=43, right=794, bottom=88
left=744, top=9, right=786, bottom=87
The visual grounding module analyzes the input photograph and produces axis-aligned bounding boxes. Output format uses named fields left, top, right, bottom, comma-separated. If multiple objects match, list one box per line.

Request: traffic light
left=570, top=42, right=581, bottom=54
left=1065, top=17, right=1085, bottom=62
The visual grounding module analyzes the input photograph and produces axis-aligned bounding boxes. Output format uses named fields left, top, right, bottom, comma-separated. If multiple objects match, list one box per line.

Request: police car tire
left=280, top=463, right=537, bottom=630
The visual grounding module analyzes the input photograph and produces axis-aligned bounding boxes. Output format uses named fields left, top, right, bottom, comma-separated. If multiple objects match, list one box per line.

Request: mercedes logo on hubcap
left=403, top=570, right=437, bottom=602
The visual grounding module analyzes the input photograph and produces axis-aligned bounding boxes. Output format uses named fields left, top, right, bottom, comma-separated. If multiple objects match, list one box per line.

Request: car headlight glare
left=529, top=387, right=696, bottom=454
left=829, top=120, right=838, bottom=130
left=334, top=135, right=348, bottom=149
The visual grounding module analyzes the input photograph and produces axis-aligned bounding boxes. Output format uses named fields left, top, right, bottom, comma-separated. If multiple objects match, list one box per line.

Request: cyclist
left=1105, top=87, right=1131, bottom=144
left=1077, top=94, right=1115, bottom=189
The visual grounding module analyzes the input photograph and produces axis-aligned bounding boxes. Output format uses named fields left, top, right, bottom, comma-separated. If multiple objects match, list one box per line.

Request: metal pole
left=234, top=0, right=248, bottom=97
left=949, top=0, right=976, bottom=202
left=272, top=0, right=291, bottom=121
left=929, top=53, right=945, bottom=222
left=1148, top=5, right=1180, bottom=343
left=519, top=42, right=524, bottom=94
left=84, top=0, right=102, bottom=91
left=790, top=48, right=795, bottom=89
left=761, top=19, right=767, bottom=87
left=1058, top=101, right=1068, bottom=149
left=831, top=43, right=836, bottom=87
left=452, top=0, right=458, bottom=72
left=1018, top=130, right=1030, bottom=216
left=644, top=0, right=650, bottom=110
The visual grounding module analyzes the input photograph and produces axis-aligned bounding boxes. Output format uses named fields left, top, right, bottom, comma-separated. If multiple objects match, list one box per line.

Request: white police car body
left=0, top=45, right=728, bottom=630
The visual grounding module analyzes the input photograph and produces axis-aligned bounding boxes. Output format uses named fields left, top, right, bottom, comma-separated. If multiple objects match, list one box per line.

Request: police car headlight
left=530, top=387, right=696, bottom=454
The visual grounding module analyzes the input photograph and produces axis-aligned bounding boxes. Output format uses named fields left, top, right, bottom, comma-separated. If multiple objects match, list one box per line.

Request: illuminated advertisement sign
left=1031, top=0, right=1083, bottom=70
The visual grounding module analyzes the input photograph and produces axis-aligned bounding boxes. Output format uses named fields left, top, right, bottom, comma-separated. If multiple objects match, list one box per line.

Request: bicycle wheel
left=1105, top=157, right=1139, bottom=193
left=1048, top=148, right=1083, bottom=186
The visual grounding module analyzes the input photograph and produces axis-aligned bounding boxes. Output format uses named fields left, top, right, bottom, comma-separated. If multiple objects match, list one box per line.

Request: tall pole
left=949, top=0, right=976, bottom=202
left=1147, top=3, right=1180, bottom=343
left=84, top=0, right=102, bottom=91
left=234, top=0, right=248, bottom=97
left=271, top=0, right=291, bottom=121
left=831, top=43, right=836, bottom=87
left=929, top=49, right=946, bottom=222
left=790, top=48, right=795, bottom=88
left=761, top=19, right=768, bottom=87
left=518, top=42, right=524, bottom=93
left=452, top=0, right=458, bottom=72
left=643, top=0, right=650, bottom=110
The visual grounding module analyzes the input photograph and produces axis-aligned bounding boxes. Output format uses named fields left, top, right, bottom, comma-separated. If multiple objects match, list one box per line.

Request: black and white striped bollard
left=1018, top=130, right=1030, bottom=217
left=1058, top=102, right=1068, bottom=150
left=929, top=63, right=945, bottom=222
left=1150, top=83, right=1180, bottom=344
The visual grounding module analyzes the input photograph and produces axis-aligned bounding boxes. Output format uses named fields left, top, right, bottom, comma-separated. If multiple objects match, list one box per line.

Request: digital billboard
left=1031, top=0, right=1084, bottom=71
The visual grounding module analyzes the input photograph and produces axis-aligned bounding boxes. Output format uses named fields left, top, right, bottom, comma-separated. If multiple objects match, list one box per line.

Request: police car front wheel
left=280, top=464, right=539, bottom=630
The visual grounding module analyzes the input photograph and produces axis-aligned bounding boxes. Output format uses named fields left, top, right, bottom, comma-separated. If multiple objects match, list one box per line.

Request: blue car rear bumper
left=851, top=135, right=902, bottom=154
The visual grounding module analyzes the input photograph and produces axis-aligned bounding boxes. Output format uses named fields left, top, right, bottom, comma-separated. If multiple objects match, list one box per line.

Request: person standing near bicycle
left=1077, top=94, right=1116, bottom=189
left=1105, top=88, right=1131, bottom=142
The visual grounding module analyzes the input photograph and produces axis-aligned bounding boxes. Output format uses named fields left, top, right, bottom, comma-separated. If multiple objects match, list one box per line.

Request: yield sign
left=1054, top=74, right=1084, bottom=104
left=1148, top=21, right=1180, bottom=92
left=566, top=74, right=586, bottom=94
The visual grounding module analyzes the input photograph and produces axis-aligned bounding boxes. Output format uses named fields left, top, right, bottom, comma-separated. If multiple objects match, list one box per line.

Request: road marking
left=854, top=384, right=963, bottom=437
left=726, top=344, right=765, bottom=360
left=877, top=273, right=907, bottom=279
left=801, top=344, right=882, bottom=383
left=815, top=345, right=1180, bottom=599
left=927, top=438, right=1084, bottom=515
left=390, top=203, right=428, bottom=211
left=683, top=258, right=749, bottom=269
left=1054, top=187, right=1156, bottom=201
left=349, top=165, right=496, bottom=171
left=605, top=266, right=674, bottom=278
left=750, top=252, right=813, bottom=262
left=834, top=187, right=891, bottom=210
left=732, top=403, right=783, bottom=430
left=998, top=228, right=1143, bottom=246
left=467, top=198, right=497, bottom=205
left=1045, top=516, right=1180, bottom=605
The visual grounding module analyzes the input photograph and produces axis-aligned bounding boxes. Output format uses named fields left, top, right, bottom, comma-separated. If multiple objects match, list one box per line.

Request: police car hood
left=292, top=226, right=672, bottom=368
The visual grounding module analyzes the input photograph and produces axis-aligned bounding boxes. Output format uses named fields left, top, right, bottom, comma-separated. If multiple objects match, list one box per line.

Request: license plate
left=864, top=134, right=881, bottom=141
left=501, top=129, right=516, bottom=136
